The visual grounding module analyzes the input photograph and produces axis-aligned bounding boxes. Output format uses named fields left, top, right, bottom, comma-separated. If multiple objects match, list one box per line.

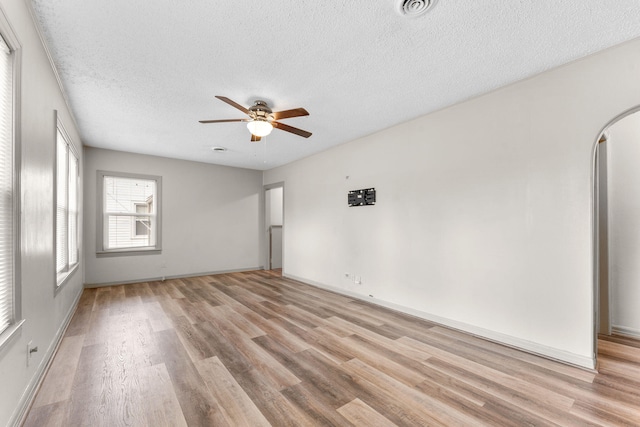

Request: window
left=0, top=17, right=22, bottom=346
left=0, top=33, right=13, bottom=335
left=133, top=202, right=151, bottom=237
left=56, top=120, right=79, bottom=287
left=97, top=171, right=162, bottom=254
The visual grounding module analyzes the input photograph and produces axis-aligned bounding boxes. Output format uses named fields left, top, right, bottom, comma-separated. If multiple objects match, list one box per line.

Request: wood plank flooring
left=23, top=270, right=640, bottom=426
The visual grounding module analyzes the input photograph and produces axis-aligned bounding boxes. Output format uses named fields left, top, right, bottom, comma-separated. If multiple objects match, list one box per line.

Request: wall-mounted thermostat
left=348, top=188, right=376, bottom=207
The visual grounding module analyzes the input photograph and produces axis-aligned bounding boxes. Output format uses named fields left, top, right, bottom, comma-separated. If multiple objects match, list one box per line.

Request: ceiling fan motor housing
left=249, top=100, right=273, bottom=122
left=396, top=0, right=436, bottom=17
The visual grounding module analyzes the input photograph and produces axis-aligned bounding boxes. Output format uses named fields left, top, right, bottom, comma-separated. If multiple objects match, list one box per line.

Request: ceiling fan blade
left=199, top=118, right=248, bottom=124
left=272, top=108, right=309, bottom=121
left=215, top=96, right=249, bottom=115
left=251, top=134, right=262, bottom=142
left=273, top=121, right=312, bottom=138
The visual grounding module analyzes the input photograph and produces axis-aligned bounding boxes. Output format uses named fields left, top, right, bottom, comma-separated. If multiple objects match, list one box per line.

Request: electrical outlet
left=354, top=276, right=361, bottom=285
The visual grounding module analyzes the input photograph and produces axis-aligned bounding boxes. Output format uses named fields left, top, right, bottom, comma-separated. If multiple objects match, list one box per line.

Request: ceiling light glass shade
left=247, top=120, right=273, bottom=137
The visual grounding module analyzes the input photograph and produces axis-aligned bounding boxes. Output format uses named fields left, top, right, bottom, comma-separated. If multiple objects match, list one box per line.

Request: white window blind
left=0, top=34, right=14, bottom=334
left=56, top=132, right=68, bottom=274
left=56, top=125, right=78, bottom=284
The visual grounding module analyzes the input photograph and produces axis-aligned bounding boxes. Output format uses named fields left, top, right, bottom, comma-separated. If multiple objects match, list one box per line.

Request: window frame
left=54, top=114, right=80, bottom=291
left=0, top=7, right=23, bottom=352
left=96, top=170, right=162, bottom=256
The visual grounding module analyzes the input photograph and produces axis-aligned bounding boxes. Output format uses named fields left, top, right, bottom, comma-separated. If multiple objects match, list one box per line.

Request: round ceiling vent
left=396, top=0, right=437, bottom=17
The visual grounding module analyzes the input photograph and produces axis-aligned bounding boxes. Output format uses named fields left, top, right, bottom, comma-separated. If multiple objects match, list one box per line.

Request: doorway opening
left=594, top=106, right=640, bottom=362
left=264, top=183, right=284, bottom=273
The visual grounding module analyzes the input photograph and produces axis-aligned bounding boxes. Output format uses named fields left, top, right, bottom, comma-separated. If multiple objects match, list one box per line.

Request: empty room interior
left=1, top=0, right=640, bottom=426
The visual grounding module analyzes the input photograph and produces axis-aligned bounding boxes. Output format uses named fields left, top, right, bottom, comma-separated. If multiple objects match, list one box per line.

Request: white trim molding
left=286, top=273, right=596, bottom=370
left=10, top=289, right=82, bottom=427
left=612, top=325, right=640, bottom=340
left=84, top=266, right=264, bottom=288
left=23, top=0, right=81, bottom=131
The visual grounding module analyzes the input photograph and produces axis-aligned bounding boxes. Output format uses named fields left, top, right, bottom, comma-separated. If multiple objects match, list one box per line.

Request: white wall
left=84, top=147, right=263, bottom=285
left=268, top=187, right=283, bottom=226
left=0, top=1, right=84, bottom=425
left=264, top=38, right=640, bottom=368
left=606, top=112, right=640, bottom=338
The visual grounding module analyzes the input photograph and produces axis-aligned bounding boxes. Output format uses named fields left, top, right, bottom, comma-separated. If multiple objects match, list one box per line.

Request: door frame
left=594, top=136, right=611, bottom=337
left=263, top=182, right=284, bottom=271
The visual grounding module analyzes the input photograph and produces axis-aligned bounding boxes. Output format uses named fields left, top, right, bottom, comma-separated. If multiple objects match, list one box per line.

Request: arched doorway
left=593, top=106, right=640, bottom=360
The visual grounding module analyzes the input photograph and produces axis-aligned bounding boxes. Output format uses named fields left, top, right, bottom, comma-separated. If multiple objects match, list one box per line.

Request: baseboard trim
left=10, top=287, right=83, bottom=427
left=612, top=325, right=640, bottom=340
left=84, top=266, right=264, bottom=288
left=285, top=273, right=595, bottom=370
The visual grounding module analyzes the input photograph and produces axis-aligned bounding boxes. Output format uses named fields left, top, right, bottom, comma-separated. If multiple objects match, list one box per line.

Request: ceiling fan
left=200, top=96, right=312, bottom=142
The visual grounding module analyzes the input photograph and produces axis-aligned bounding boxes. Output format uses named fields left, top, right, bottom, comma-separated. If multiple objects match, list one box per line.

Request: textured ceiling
left=30, top=1, right=640, bottom=170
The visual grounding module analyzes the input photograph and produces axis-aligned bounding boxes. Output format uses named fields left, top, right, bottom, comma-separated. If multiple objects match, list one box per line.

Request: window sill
left=56, top=263, right=79, bottom=295
left=97, top=247, right=162, bottom=258
left=0, top=319, right=25, bottom=355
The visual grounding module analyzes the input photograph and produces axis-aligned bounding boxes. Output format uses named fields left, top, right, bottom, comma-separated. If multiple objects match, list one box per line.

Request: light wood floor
left=23, top=270, right=640, bottom=426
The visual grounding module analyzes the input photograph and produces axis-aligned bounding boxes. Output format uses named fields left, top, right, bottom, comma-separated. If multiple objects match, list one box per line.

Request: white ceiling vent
left=396, top=0, right=437, bottom=17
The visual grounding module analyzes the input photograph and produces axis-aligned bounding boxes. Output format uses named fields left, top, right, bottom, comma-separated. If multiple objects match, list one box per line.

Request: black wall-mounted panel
left=348, top=188, right=376, bottom=207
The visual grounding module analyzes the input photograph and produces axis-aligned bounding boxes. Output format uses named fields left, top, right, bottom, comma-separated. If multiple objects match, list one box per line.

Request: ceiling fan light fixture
left=200, top=96, right=312, bottom=139
left=247, top=119, right=273, bottom=137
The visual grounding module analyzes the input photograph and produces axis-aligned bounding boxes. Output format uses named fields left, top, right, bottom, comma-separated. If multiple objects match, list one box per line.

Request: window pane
left=0, top=34, right=12, bottom=333
left=101, top=173, right=159, bottom=252
left=56, top=125, right=79, bottom=283
left=135, top=217, right=150, bottom=236
left=106, top=215, right=153, bottom=249
left=104, top=177, right=155, bottom=214
left=56, top=133, right=68, bottom=274
left=68, top=152, right=78, bottom=266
